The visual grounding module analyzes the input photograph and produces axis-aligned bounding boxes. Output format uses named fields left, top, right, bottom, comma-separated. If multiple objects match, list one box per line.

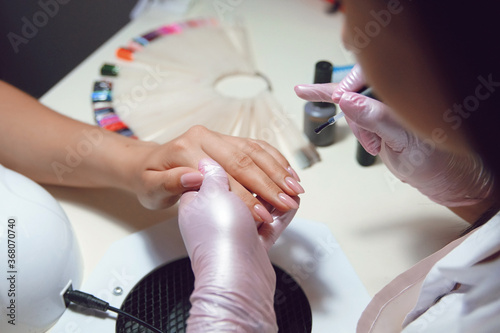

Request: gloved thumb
left=332, top=64, right=366, bottom=103
left=196, top=158, right=229, bottom=196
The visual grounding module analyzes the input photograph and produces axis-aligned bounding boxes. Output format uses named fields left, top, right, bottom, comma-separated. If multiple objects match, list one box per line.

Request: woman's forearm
left=0, top=80, right=302, bottom=217
left=0, top=80, right=156, bottom=191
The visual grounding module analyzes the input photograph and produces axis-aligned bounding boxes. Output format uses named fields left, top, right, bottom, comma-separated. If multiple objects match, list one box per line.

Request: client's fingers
left=259, top=197, right=300, bottom=251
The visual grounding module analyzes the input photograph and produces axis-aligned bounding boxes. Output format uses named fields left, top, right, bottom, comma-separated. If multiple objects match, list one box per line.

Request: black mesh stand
left=116, top=257, right=312, bottom=332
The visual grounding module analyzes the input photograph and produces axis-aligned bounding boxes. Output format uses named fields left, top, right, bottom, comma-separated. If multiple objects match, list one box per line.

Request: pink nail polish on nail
left=278, top=193, right=299, bottom=209
left=287, top=166, right=301, bottom=182
left=180, top=172, right=203, bottom=188
left=285, top=176, right=305, bottom=194
left=254, top=204, right=273, bottom=223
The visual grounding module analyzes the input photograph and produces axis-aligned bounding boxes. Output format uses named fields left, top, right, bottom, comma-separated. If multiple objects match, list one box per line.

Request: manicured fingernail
left=254, top=204, right=273, bottom=223
left=278, top=193, right=299, bottom=209
left=180, top=172, right=203, bottom=188
left=287, top=166, right=301, bottom=182
left=285, top=176, right=305, bottom=194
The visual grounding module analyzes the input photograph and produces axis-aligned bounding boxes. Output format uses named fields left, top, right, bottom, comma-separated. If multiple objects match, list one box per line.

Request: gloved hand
left=294, top=64, right=494, bottom=207
left=178, top=158, right=298, bottom=332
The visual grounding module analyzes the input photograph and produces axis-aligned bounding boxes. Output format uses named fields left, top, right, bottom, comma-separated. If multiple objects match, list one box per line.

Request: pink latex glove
left=294, top=64, right=494, bottom=207
left=178, top=158, right=298, bottom=332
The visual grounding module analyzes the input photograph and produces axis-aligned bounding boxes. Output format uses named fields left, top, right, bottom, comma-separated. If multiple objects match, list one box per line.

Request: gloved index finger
left=332, top=64, right=366, bottom=103
left=197, top=158, right=229, bottom=195
left=259, top=197, right=299, bottom=251
left=294, top=83, right=337, bottom=103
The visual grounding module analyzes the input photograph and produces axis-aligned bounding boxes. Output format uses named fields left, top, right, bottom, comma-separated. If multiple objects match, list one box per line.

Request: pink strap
left=357, top=231, right=473, bottom=333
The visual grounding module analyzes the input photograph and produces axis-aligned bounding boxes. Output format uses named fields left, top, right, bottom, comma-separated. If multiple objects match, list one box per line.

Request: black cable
left=64, top=289, right=162, bottom=333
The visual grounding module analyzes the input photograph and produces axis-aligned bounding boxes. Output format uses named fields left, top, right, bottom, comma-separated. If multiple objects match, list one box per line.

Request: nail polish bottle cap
left=313, top=61, right=333, bottom=84
left=313, top=61, right=333, bottom=107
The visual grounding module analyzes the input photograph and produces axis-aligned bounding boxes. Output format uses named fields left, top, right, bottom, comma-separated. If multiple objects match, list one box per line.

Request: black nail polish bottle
left=356, top=88, right=377, bottom=166
left=303, top=61, right=336, bottom=147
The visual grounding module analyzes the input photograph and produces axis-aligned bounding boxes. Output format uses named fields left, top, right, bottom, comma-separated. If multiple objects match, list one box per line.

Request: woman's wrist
left=100, top=133, right=160, bottom=193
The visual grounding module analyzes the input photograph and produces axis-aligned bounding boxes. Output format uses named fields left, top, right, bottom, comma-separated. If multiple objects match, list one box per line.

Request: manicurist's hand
left=295, top=65, right=494, bottom=216
left=178, top=158, right=298, bottom=332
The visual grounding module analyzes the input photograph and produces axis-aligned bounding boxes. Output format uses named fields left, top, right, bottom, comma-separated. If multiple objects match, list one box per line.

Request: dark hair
left=411, top=2, right=500, bottom=230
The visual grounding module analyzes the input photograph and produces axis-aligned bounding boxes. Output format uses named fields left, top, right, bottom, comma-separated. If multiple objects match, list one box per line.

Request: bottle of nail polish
left=303, top=61, right=336, bottom=147
left=356, top=142, right=376, bottom=166
left=356, top=88, right=377, bottom=166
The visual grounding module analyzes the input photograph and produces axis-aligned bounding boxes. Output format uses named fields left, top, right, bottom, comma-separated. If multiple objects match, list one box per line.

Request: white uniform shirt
left=403, top=214, right=500, bottom=332
left=357, top=213, right=500, bottom=333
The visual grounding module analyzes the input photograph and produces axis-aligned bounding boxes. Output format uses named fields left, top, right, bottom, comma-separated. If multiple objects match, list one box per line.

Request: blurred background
left=0, top=1, right=137, bottom=98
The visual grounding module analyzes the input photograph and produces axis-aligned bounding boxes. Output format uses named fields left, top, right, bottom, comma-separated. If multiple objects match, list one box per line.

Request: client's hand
left=295, top=64, right=494, bottom=208
left=178, top=158, right=298, bottom=332
left=134, top=125, right=302, bottom=223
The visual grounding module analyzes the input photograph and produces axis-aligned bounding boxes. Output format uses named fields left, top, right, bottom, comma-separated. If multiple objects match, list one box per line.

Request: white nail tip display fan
left=94, top=18, right=320, bottom=168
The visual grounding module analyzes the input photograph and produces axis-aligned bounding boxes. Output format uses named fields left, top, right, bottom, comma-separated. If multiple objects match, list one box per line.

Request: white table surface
left=40, top=0, right=467, bottom=307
